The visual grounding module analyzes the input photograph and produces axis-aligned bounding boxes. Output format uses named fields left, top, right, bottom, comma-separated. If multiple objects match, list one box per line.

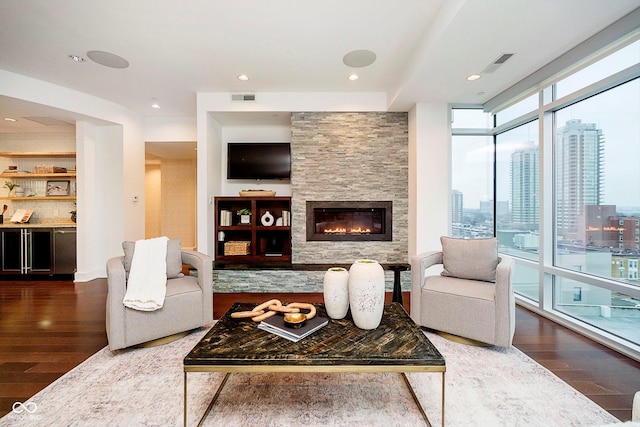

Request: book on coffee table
left=258, top=315, right=329, bottom=343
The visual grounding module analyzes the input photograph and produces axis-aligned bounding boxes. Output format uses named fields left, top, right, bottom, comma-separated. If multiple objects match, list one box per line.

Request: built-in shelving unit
left=0, top=151, right=76, bottom=201
left=215, top=196, right=291, bottom=264
left=0, top=152, right=77, bottom=278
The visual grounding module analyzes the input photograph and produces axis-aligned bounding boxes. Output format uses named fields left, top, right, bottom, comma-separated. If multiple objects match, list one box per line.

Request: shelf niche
left=215, top=196, right=291, bottom=264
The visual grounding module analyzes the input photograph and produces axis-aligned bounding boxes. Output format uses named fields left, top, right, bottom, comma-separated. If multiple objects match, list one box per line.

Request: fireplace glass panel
left=306, top=201, right=392, bottom=241
left=315, top=209, right=384, bottom=235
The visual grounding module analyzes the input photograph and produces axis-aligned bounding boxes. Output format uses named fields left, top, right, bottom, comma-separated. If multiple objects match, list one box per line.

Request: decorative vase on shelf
left=323, top=267, right=350, bottom=319
left=348, top=259, right=385, bottom=330
left=261, top=210, right=274, bottom=226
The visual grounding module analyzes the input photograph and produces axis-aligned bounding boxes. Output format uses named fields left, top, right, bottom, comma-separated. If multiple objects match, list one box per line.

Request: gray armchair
left=106, top=249, right=213, bottom=351
left=410, top=237, right=515, bottom=348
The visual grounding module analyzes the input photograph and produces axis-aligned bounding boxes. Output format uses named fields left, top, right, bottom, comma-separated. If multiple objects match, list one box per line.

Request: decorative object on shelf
left=0, top=204, right=6, bottom=224
left=276, top=217, right=283, bottom=226
left=239, top=189, right=276, bottom=197
left=323, top=267, right=350, bottom=319
left=224, top=240, right=251, bottom=255
left=70, top=203, right=76, bottom=223
left=46, top=180, right=70, bottom=196
left=217, top=231, right=225, bottom=255
left=236, top=208, right=251, bottom=224
left=260, top=210, right=274, bottom=226
left=4, top=181, right=19, bottom=196
left=348, top=259, right=385, bottom=330
left=34, top=165, right=67, bottom=174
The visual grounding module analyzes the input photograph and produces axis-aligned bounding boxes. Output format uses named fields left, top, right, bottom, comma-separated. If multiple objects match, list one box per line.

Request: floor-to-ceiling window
left=451, top=109, right=493, bottom=239
left=451, top=35, right=640, bottom=358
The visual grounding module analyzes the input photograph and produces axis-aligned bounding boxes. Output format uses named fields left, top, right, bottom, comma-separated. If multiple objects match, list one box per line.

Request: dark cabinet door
left=1, top=229, right=22, bottom=272
left=54, top=229, right=76, bottom=274
left=29, top=229, right=53, bottom=273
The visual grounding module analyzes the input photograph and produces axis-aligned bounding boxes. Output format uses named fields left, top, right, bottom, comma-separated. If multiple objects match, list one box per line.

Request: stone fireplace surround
left=213, top=112, right=410, bottom=294
left=290, top=111, right=408, bottom=265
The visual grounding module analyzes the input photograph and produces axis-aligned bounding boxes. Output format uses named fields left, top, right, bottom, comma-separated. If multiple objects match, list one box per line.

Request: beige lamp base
left=436, top=330, right=492, bottom=347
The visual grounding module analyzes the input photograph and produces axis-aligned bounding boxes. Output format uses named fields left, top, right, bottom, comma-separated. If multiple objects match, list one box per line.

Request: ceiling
left=0, top=0, right=638, bottom=134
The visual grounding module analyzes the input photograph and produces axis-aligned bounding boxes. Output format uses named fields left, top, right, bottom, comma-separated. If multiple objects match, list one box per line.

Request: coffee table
left=183, top=302, right=445, bottom=426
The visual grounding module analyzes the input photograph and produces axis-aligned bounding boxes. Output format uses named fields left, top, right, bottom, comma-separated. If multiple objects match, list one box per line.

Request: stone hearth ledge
left=212, top=263, right=410, bottom=294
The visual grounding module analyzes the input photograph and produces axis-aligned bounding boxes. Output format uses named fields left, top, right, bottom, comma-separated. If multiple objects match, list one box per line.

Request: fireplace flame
left=324, top=227, right=371, bottom=235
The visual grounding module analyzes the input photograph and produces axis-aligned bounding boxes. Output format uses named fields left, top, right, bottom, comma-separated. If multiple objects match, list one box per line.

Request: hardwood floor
left=1, top=279, right=637, bottom=420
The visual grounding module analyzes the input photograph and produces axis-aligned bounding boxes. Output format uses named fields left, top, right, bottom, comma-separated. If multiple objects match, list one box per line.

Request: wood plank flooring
left=0, top=279, right=637, bottom=420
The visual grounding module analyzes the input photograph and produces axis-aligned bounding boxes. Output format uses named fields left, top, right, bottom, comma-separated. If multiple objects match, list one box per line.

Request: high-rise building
left=510, top=142, right=539, bottom=229
left=479, top=200, right=493, bottom=216
left=452, top=190, right=463, bottom=224
left=555, top=119, right=604, bottom=237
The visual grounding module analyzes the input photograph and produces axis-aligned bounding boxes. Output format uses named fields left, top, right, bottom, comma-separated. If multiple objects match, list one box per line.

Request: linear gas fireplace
left=306, top=201, right=392, bottom=241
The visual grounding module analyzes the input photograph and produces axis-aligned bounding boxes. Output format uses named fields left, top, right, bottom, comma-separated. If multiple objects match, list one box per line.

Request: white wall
left=409, top=102, right=451, bottom=256
left=143, top=117, right=197, bottom=141
left=75, top=122, right=127, bottom=281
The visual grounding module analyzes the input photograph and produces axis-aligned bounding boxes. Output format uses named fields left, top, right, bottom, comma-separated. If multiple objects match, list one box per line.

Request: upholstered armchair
left=106, top=241, right=213, bottom=351
left=410, top=237, right=515, bottom=348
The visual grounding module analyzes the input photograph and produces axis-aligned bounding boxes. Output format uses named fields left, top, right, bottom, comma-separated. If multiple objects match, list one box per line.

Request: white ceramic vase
left=348, top=259, right=385, bottom=330
left=261, top=210, right=274, bottom=226
left=323, top=267, right=350, bottom=319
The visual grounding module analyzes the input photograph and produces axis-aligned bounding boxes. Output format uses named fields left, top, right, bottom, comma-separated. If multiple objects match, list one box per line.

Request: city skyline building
left=510, top=142, right=539, bottom=229
left=555, top=119, right=604, bottom=238
left=452, top=190, right=463, bottom=224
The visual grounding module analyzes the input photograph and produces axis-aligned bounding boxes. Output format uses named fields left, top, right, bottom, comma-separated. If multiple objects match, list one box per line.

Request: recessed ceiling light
left=349, top=73, right=359, bottom=81
left=3, top=117, right=17, bottom=122
left=343, top=50, right=377, bottom=68
left=151, top=99, right=160, bottom=109
left=467, top=74, right=481, bottom=81
left=238, top=74, right=249, bottom=81
left=68, top=54, right=85, bottom=62
left=87, top=50, right=129, bottom=69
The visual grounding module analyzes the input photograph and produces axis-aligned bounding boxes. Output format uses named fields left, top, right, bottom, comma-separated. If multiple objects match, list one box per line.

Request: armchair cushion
left=440, top=236, right=499, bottom=282
left=122, top=238, right=183, bottom=279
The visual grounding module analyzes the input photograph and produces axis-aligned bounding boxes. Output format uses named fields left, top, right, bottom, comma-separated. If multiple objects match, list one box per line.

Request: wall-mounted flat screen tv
left=227, top=142, right=291, bottom=180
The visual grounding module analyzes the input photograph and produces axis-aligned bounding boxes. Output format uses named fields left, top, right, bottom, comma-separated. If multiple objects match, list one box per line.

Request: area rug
left=1, top=326, right=618, bottom=427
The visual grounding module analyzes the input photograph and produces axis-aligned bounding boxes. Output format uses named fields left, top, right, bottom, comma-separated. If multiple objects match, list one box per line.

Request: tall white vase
left=323, top=267, right=350, bottom=319
left=348, top=259, right=385, bottom=330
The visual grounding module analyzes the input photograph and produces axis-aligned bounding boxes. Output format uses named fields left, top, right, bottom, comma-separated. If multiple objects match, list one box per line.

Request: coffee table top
left=184, top=302, right=445, bottom=372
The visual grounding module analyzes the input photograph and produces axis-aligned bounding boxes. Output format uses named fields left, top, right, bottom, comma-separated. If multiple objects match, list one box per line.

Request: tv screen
left=227, top=142, right=291, bottom=180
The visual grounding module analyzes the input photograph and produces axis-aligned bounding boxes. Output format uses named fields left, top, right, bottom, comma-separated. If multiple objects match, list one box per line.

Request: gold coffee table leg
left=442, top=372, right=445, bottom=427
left=402, top=373, right=445, bottom=427
left=195, top=372, right=231, bottom=427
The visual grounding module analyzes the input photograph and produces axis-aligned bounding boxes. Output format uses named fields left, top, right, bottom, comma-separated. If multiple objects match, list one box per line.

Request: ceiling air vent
left=482, top=53, right=514, bottom=73
left=231, top=94, right=256, bottom=102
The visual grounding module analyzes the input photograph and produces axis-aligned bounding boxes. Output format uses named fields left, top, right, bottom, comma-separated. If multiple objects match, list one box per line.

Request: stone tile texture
left=290, top=112, right=408, bottom=265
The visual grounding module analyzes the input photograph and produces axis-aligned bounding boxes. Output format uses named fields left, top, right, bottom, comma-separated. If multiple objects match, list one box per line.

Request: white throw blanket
left=123, top=236, right=168, bottom=311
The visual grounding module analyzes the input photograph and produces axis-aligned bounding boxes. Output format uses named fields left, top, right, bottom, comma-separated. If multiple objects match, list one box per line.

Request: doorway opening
left=145, top=141, right=197, bottom=249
